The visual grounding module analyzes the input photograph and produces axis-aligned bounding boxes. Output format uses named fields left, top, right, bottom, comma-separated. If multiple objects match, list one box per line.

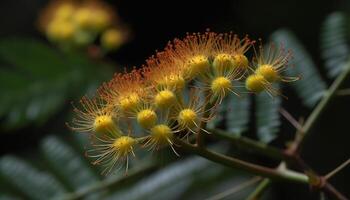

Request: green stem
left=175, top=138, right=309, bottom=184
left=246, top=178, right=271, bottom=200
left=210, top=128, right=284, bottom=160
left=299, top=63, right=350, bottom=149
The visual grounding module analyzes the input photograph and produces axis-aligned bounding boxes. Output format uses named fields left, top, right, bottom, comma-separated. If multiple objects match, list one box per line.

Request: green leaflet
left=321, top=12, right=350, bottom=78
left=0, top=156, right=66, bottom=200
left=255, top=92, right=281, bottom=143
left=40, top=136, right=100, bottom=191
left=271, top=29, right=327, bottom=108
left=226, top=94, right=250, bottom=136
left=0, top=38, right=112, bottom=130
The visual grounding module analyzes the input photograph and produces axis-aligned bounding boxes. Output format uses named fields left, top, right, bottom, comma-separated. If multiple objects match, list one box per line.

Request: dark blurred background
left=0, top=0, right=349, bottom=199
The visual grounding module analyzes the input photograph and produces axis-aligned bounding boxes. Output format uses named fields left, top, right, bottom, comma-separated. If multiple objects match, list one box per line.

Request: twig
left=206, top=177, right=261, bottom=200
left=325, top=158, right=350, bottom=180
left=210, top=128, right=285, bottom=160
left=246, top=178, right=271, bottom=200
left=336, top=88, right=350, bottom=96
left=175, top=138, right=309, bottom=184
left=299, top=63, right=350, bottom=150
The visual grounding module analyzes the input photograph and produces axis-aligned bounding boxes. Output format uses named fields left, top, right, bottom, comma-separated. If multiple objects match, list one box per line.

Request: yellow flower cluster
left=69, top=32, right=298, bottom=174
left=38, top=0, right=126, bottom=51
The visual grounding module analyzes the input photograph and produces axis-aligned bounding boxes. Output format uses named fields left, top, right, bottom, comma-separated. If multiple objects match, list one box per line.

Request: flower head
left=245, top=74, right=279, bottom=97
left=69, top=96, right=119, bottom=135
left=253, top=43, right=299, bottom=83
left=170, top=32, right=218, bottom=79
left=89, top=134, right=136, bottom=174
left=173, top=89, right=211, bottom=134
left=144, top=124, right=177, bottom=153
left=99, top=69, right=146, bottom=113
left=213, top=33, right=253, bottom=74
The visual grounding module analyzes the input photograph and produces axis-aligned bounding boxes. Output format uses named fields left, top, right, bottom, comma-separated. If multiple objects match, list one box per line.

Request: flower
left=99, top=69, right=146, bottom=113
left=253, top=43, right=299, bottom=83
left=170, top=32, right=218, bottom=79
left=173, top=89, right=212, bottom=134
left=101, top=28, right=124, bottom=50
left=69, top=96, right=119, bottom=135
left=144, top=124, right=178, bottom=154
left=213, top=33, right=253, bottom=75
left=245, top=74, right=279, bottom=96
left=37, top=0, right=126, bottom=50
left=70, top=31, right=300, bottom=174
left=89, top=134, right=136, bottom=174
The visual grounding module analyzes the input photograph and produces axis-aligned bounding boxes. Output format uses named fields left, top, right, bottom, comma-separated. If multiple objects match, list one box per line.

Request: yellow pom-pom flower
left=245, top=74, right=278, bottom=96
left=101, top=28, right=123, bottom=50
left=144, top=54, right=186, bottom=92
left=253, top=44, right=299, bottom=83
left=255, top=64, right=279, bottom=83
left=46, top=19, right=76, bottom=41
left=245, top=74, right=266, bottom=93
left=54, top=3, right=75, bottom=21
left=232, top=54, right=249, bottom=70
left=173, top=90, right=211, bottom=133
left=186, top=55, right=210, bottom=78
left=213, top=53, right=235, bottom=74
left=145, top=124, right=176, bottom=153
left=171, top=32, right=217, bottom=80
left=154, top=89, right=177, bottom=109
left=136, top=109, right=157, bottom=129
left=69, top=96, right=119, bottom=136
left=211, top=76, right=233, bottom=98
left=99, top=69, right=146, bottom=113
left=177, top=108, right=198, bottom=129
left=213, top=33, right=252, bottom=74
left=89, top=134, right=136, bottom=174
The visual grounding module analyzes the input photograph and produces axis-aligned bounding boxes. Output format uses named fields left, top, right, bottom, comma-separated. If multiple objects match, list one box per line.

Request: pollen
left=113, top=136, right=136, bottom=157
left=118, top=93, right=140, bottom=111
left=211, top=76, right=232, bottom=95
left=213, top=53, right=235, bottom=73
left=245, top=74, right=266, bottom=93
left=101, top=28, right=123, bottom=50
left=155, top=90, right=177, bottom=109
left=93, top=115, right=116, bottom=133
left=232, top=54, right=249, bottom=70
left=137, top=109, right=157, bottom=129
left=150, top=124, right=173, bottom=145
left=255, top=64, right=279, bottom=82
left=178, top=108, right=197, bottom=128
left=186, top=55, right=210, bottom=78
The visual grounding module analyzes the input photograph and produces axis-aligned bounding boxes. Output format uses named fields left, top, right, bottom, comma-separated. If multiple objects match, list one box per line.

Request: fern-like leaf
left=0, top=156, right=66, bottom=200
left=255, top=92, right=281, bottom=143
left=271, top=29, right=327, bottom=108
left=321, top=12, right=350, bottom=78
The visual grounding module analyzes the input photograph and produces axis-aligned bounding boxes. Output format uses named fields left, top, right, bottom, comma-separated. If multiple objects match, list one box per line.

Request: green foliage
left=0, top=156, right=66, bottom=200
left=271, top=29, right=327, bottom=108
left=0, top=135, right=248, bottom=200
left=255, top=91, right=281, bottom=143
left=226, top=94, right=250, bottom=136
left=40, top=136, right=100, bottom=192
left=321, top=12, right=350, bottom=78
left=0, top=38, right=113, bottom=130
